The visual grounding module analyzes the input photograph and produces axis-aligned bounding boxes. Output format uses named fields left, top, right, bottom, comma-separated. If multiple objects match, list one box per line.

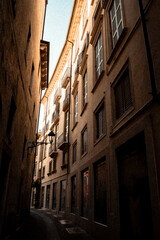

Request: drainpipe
left=138, top=0, right=157, bottom=99
left=67, top=40, right=74, bottom=175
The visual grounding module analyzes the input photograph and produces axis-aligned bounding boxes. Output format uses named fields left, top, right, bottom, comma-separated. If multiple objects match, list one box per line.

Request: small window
left=29, top=63, right=34, bottom=94
left=74, top=92, right=78, bottom=124
left=34, top=162, right=37, bottom=176
left=11, top=0, right=16, bottom=18
left=114, top=68, right=132, bottom=119
left=83, top=70, right=87, bottom=107
left=82, top=126, right=87, bottom=155
left=72, top=141, right=77, bottom=164
left=110, top=0, right=123, bottom=47
left=65, top=111, right=69, bottom=140
left=63, top=151, right=68, bottom=166
left=7, top=96, right=16, bottom=136
left=53, top=159, right=56, bottom=171
left=95, top=33, right=103, bottom=79
left=55, top=124, right=59, bottom=150
left=49, top=161, right=52, bottom=173
left=42, top=166, right=45, bottom=178
left=95, top=102, right=106, bottom=139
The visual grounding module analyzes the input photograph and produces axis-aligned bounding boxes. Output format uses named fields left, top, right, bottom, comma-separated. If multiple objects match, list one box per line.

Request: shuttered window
left=114, top=68, right=132, bottom=119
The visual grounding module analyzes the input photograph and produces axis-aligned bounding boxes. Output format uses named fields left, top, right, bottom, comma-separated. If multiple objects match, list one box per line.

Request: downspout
left=67, top=40, right=74, bottom=175
left=138, top=0, right=157, bottom=99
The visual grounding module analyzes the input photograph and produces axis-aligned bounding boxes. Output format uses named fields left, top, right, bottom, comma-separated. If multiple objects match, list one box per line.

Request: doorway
left=116, top=132, right=154, bottom=240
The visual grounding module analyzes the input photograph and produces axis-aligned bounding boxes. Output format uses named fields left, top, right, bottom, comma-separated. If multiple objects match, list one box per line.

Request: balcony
left=49, top=144, right=58, bottom=159
left=63, top=94, right=69, bottom=111
left=53, top=87, right=61, bottom=104
left=61, top=67, right=70, bottom=88
left=52, top=109, right=59, bottom=125
left=57, top=132, right=68, bottom=151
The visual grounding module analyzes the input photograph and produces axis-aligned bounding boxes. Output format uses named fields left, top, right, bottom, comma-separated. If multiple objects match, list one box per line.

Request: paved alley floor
left=7, top=208, right=93, bottom=240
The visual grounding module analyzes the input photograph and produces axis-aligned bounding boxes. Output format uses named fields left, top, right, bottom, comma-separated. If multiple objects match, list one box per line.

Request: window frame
left=109, top=0, right=124, bottom=48
left=113, top=66, right=133, bottom=120
left=81, top=125, right=87, bottom=156
left=94, top=100, right=106, bottom=141
left=72, top=141, right=77, bottom=164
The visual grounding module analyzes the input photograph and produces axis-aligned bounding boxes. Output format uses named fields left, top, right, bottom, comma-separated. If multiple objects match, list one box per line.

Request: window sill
left=80, top=103, right=88, bottom=116
left=91, top=70, right=104, bottom=93
left=107, top=27, right=127, bottom=65
left=110, top=106, right=135, bottom=136
left=81, top=151, right=87, bottom=159
left=61, top=164, right=68, bottom=170
left=72, top=121, right=78, bottom=131
left=94, top=133, right=106, bottom=147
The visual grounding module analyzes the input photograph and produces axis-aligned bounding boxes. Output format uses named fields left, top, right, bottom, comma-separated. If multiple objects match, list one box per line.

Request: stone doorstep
left=65, top=227, right=86, bottom=235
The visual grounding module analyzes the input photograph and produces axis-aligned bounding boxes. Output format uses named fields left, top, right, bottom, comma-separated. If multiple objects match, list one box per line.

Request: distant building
left=32, top=0, right=160, bottom=240
left=0, top=0, right=49, bottom=238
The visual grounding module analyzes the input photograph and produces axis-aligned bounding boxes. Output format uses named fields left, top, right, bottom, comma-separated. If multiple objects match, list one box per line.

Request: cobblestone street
left=7, top=208, right=93, bottom=240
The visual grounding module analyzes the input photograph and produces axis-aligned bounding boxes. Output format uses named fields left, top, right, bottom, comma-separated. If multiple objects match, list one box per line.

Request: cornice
left=41, top=0, right=84, bottom=104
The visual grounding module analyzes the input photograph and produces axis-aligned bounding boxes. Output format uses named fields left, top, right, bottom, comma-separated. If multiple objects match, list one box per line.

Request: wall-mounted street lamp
left=28, top=130, right=55, bottom=148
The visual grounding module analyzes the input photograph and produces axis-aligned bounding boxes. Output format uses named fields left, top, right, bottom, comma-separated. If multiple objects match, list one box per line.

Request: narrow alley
left=7, top=209, right=93, bottom=240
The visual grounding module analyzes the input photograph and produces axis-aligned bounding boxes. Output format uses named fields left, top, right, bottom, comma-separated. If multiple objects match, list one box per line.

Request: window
left=63, top=151, right=68, bottom=166
left=11, top=0, right=16, bottom=18
left=65, top=111, right=69, bottom=140
left=34, top=162, right=37, bottom=176
left=95, top=103, right=106, bottom=139
left=55, top=124, right=59, bottom=150
left=94, top=158, right=107, bottom=224
left=114, top=68, right=132, bottom=119
left=42, top=166, right=45, bottom=178
left=46, top=185, right=50, bottom=208
left=49, top=161, right=52, bottom=173
left=7, top=96, right=16, bottom=136
left=44, top=144, right=47, bottom=159
left=82, top=126, right=87, bottom=155
left=53, top=159, right=56, bottom=171
left=110, top=0, right=123, bottom=47
left=71, top=175, right=76, bottom=213
left=83, top=70, right=87, bottom=107
left=38, top=169, right=41, bottom=179
left=95, top=33, right=103, bottom=79
left=72, top=141, right=77, bottom=164
left=81, top=169, right=89, bottom=218
left=29, top=63, right=34, bottom=94
left=60, top=180, right=66, bottom=211
left=52, top=183, right=57, bottom=210
left=74, top=92, right=78, bottom=124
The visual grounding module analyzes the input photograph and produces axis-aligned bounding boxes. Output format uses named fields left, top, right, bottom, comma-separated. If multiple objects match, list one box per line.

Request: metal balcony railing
left=57, top=132, right=68, bottom=150
left=61, top=67, right=71, bottom=88
left=49, top=143, right=58, bottom=159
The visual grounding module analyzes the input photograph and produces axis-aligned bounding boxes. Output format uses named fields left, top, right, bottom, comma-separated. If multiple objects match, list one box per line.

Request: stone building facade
left=33, top=0, right=160, bottom=239
left=0, top=0, right=48, bottom=238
